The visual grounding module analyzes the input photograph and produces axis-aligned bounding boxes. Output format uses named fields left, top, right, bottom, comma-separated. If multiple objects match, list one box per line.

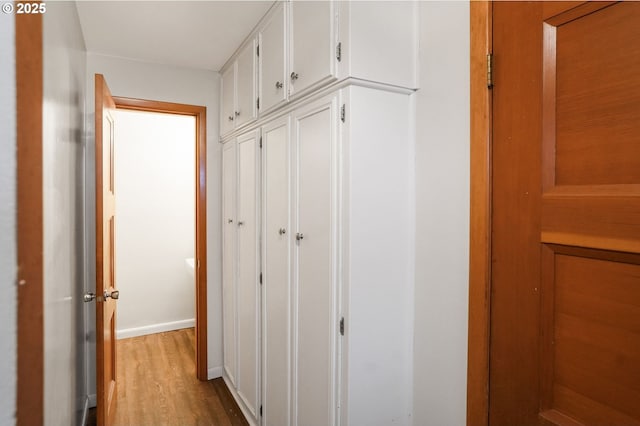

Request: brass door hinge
left=487, top=53, right=494, bottom=89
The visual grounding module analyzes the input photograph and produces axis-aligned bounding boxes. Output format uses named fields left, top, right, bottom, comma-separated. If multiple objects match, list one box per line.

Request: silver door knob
left=83, top=292, right=96, bottom=303
left=275, top=81, right=283, bottom=89
left=235, top=111, right=240, bottom=117
left=296, top=232, right=304, bottom=241
left=104, top=290, right=120, bottom=300
left=279, top=228, right=286, bottom=235
left=228, top=115, right=234, bottom=122
left=228, top=219, right=233, bottom=224
left=238, top=221, right=245, bottom=226
left=290, top=72, right=299, bottom=81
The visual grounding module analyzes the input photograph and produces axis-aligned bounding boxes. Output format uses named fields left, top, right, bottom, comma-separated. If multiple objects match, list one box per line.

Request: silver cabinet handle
left=238, top=221, right=245, bottom=226
left=275, top=81, right=283, bottom=89
left=279, top=228, right=286, bottom=235
left=83, top=292, right=96, bottom=303
left=104, top=290, right=120, bottom=300
left=227, top=219, right=233, bottom=224
left=235, top=111, right=240, bottom=117
left=228, top=115, right=234, bottom=122
left=290, top=72, right=299, bottom=81
left=296, top=232, right=304, bottom=241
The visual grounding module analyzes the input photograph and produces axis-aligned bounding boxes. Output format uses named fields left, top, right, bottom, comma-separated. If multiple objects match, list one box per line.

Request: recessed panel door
left=237, top=131, right=260, bottom=420
left=221, top=65, right=236, bottom=136
left=260, top=2, right=287, bottom=113
left=222, top=141, right=237, bottom=386
left=490, top=3, right=640, bottom=425
left=262, top=117, right=291, bottom=426
left=293, top=96, right=338, bottom=426
left=236, top=40, right=257, bottom=128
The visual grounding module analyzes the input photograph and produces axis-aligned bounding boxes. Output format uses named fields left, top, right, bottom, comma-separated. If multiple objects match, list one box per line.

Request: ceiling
left=75, top=1, right=273, bottom=72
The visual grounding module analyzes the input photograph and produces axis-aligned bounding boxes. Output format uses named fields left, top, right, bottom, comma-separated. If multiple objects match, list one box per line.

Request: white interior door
left=260, top=2, right=287, bottom=113
left=293, top=96, right=338, bottom=426
left=222, top=141, right=237, bottom=385
left=237, top=130, right=260, bottom=419
left=262, top=117, right=291, bottom=426
left=236, top=39, right=257, bottom=128
left=289, top=1, right=336, bottom=97
left=221, top=65, right=236, bottom=136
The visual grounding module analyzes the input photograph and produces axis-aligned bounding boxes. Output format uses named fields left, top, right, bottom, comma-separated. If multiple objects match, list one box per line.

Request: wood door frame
left=111, top=96, right=209, bottom=381
left=16, top=11, right=44, bottom=426
left=467, top=2, right=492, bottom=426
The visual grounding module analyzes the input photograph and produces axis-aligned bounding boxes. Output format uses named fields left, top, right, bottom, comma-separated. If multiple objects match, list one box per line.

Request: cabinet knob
left=275, top=81, right=283, bottom=89
left=238, top=221, right=245, bottom=226
left=235, top=111, right=240, bottom=117
left=228, top=116, right=234, bottom=122
left=290, top=72, right=299, bottom=81
left=227, top=219, right=233, bottom=224
left=296, top=232, right=304, bottom=241
left=279, top=228, right=286, bottom=235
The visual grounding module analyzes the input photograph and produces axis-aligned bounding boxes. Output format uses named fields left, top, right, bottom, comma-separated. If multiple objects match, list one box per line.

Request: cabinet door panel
left=290, top=1, right=336, bottom=97
left=294, top=98, right=337, bottom=426
left=260, top=3, right=287, bottom=113
left=222, top=141, right=237, bottom=385
left=237, top=132, right=260, bottom=419
left=221, top=65, right=236, bottom=136
left=236, top=40, right=257, bottom=128
left=263, top=118, right=291, bottom=426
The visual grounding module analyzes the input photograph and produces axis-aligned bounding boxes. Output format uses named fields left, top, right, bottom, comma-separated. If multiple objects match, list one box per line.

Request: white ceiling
left=75, top=1, right=273, bottom=71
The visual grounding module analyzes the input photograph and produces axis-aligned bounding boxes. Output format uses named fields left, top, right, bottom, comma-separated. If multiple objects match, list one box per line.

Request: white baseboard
left=208, top=366, right=223, bottom=380
left=116, top=319, right=195, bottom=339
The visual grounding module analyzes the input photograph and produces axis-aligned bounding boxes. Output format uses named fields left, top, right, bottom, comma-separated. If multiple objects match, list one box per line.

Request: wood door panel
left=550, top=3, right=640, bottom=186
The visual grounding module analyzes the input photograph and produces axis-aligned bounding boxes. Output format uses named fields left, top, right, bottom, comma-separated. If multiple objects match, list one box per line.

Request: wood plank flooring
left=98, top=328, right=248, bottom=426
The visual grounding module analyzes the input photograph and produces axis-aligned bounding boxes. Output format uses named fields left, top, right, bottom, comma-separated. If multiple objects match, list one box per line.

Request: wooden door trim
left=111, top=96, right=209, bottom=381
left=16, top=12, right=44, bottom=426
left=467, top=2, right=492, bottom=426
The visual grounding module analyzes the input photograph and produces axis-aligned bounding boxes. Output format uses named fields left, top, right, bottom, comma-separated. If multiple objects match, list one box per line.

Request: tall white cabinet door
left=236, top=39, right=258, bottom=128
left=289, top=1, right=336, bottom=97
left=293, top=96, right=338, bottom=426
left=221, top=65, right=236, bottom=136
left=222, top=141, right=237, bottom=385
left=260, top=2, right=287, bottom=114
left=236, top=131, right=260, bottom=419
left=262, top=117, right=291, bottom=426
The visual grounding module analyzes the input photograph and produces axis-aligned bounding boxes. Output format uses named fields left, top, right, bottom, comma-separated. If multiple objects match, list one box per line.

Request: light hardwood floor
left=94, top=328, right=248, bottom=426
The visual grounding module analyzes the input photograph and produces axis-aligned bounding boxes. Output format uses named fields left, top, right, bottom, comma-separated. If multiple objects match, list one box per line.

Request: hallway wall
left=84, top=53, right=222, bottom=400
left=42, top=2, right=88, bottom=424
left=413, top=2, right=470, bottom=425
left=0, top=12, right=16, bottom=426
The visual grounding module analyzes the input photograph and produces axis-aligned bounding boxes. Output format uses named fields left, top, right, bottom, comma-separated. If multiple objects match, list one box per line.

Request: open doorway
left=112, top=97, right=208, bottom=382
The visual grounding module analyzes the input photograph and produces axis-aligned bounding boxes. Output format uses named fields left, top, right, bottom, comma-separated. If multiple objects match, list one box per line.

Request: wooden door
left=490, top=3, right=640, bottom=425
left=222, top=140, right=238, bottom=386
left=259, top=2, right=287, bottom=113
left=236, top=40, right=258, bottom=128
left=262, top=117, right=291, bottom=426
left=293, top=96, right=338, bottom=426
left=289, top=1, right=336, bottom=98
left=221, top=65, right=236, bottom=136
left=237, top=130, right=260, bottom=420
left=95, top=74, right=118, bottom=426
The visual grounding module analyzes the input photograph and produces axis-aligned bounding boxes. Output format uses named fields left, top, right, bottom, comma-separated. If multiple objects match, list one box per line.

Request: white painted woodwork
left=292, top=95, right=338, bottom=426
left=236, top=130, right=260, bottom=420
left=236, top=39, right=257, bottom=128
left=222, top=141, right=237, bottom=386
left=262, top=116, right=291, bottom=426
left=259, top=2, right=287, bottom=114
left=221, top=65, right=236, bottom=136
left=289, top=1, right=336, bottom=98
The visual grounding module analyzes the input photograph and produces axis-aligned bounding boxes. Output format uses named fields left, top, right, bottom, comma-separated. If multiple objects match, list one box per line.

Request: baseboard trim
left=208, top=366, right=223, bottom=380
left=88, top=394, right=96, bottom=408
left=116, top=319, right=195, bottom=339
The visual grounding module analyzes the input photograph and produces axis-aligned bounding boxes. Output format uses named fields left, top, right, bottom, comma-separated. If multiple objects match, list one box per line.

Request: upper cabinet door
left=260, top=2, right=287, bottom=113
left=236, top=38, right=258, bottom=128
left=221, top=65, right=236, bottom=136
left=289, top=1, right=336, bottom=98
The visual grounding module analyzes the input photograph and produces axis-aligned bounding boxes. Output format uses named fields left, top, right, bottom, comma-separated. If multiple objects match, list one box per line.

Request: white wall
left=0, top=11, right=16, bottom=426
left=413, top=2, right=470, bottom=425
left=42, top=2, right=88, bottom=424
left=84, top=53, right=222, bottom=399
left=114, top=110, right=196, bottom=338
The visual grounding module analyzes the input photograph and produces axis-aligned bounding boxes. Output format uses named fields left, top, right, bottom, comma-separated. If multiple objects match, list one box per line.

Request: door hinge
left=259, top=272, right=263, bottom=285
left=336, top=42, right=342, bottom=62
left=259, top=136, right=263, bottom=148
left=257, top=97, right=260, bottom=110
left=257, top=44, right=260, bottom=57
left=340, top=104, right=345, bottom=123
left=487, top=53, right=493, bottom=89
left=339, top=317, right=344, bottom=336
left=260, top=405, right=263, bottom=416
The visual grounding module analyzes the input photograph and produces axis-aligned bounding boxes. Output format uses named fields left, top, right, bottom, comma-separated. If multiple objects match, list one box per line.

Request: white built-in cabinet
left=221, top=38, right=258, bottom=136
left=221, top=2, right=417, bottom=425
